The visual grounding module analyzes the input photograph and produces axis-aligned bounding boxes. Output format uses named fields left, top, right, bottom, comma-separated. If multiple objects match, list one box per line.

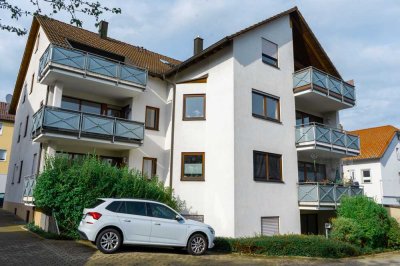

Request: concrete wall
left=232, top=15, right=300, bottom=236
left=380, top=136, right=400, bottom=206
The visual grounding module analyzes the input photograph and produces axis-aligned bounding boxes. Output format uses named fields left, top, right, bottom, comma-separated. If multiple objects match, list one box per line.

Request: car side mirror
left=175, top=215, right=183, bottom=221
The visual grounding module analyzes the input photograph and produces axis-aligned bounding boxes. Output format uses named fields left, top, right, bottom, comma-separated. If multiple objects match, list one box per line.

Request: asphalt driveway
left=1, top=208, right=400, bottom=265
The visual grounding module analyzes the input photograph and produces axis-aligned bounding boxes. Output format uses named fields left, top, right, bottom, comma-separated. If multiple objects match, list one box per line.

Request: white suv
left=78, top=198, right=215, bottom=255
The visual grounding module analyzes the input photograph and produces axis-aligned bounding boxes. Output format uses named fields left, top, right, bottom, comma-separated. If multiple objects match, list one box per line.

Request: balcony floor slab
left=294, top=89, right=353, bottom=113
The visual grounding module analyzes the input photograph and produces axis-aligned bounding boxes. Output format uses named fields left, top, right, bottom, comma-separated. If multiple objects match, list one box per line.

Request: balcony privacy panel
left=44, top=108, right=80, bottom=131
left=120, top=65, right=147, bottom=85
left=315, top=126, right=330, bottom=144
left=88, top=55, right=117, bottom=78
left=81, top=115, right=114, bottom=136
left=312, top=69, right=326, bottom=88
left=293, top=68, right=311, bottom=88
left=346, top=135, right=359, bottom=150
left=298, top=184, right=318, bottom=202
left=296, top=125, right=314, bottom=143
left=327, top=77, right=342, bottom=94
left=52, top=46, right=85, bottom=70
left=332, top=130, right=346, bottom=147
left=115, top=120, right=144, bottom=140
left=319, top=185, right=335, bottom=202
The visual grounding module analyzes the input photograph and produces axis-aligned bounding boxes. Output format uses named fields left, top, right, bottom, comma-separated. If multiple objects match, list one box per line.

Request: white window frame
left=361, top=169, right=371, bottom=183
left=0, top=149, right=6, bottom=161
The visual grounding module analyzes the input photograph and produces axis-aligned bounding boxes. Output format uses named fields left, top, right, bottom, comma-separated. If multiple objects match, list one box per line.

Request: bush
left=214, top=235, right=360, bottom=258
left=388, top=218, right=400, bottom=249
left=332, top=196, right=400, bottom=249
left=25, top=222, right=72, bottom=240
left=331, top=217, right=365, bottom=247
left=34, top=154, right=181, bottom=238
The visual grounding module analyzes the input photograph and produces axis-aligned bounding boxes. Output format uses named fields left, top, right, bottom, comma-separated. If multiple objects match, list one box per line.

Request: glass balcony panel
left=115, top=120, right=144, bottom=140
left=312, top=69, right=327, bottom=89
left=81, top=114, right=114, bottom=136
left=44, top=108, right=81, bottom=132
left=88, top=55, right=118, bottom=78
left=346, top=134, right=360, bottom=150
left=315, top=125, right=330, bottom=144
left=296, top=125, right=314, bottom=143
left=343, top=83, right=355, bottom=100
left=120, top=65, right=147, bottom=86
left=331, top=129, right=346, bottom=147
left=51, top=46, right=85, bottom=70
left=293, top=68, right=311, bottom=88
left=327, top=77, right=342, bottom=95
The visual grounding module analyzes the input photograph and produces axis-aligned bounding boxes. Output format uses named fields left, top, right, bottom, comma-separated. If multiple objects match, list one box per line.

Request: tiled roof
left=0, top=102, right=15, bottom=122
left=344, top=125, right=399, bottom=161
left=36, top=15, right=181, bottom=76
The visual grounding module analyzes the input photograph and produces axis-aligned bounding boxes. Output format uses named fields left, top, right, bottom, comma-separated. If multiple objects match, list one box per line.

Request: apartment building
left=343, top=125, right=400, bottom=221
left=0, top=102, right=15, bottom=195
left=5, top=7, right=362, bottom=236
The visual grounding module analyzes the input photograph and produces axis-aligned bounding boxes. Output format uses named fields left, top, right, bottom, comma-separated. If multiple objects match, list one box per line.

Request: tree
left=0, top=0, right=121, bottom=36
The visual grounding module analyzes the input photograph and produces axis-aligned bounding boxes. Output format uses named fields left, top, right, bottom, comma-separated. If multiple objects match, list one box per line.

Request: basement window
left=262, top=38, right=278, bottom=67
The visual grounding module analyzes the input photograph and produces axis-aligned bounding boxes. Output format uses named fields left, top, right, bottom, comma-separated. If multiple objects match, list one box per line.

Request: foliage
left=213, top=235, right=360, bottom=258
left=332, top=196, right=400, bottom=249
left=25, top=222, right=72, bottom=240
left=33, top=154, right=181, bottom=238
left=330, top=217, right=365, bottom=247
left=388, top=217, right=400, bottom=249
left=0, top=0, right=121, bottom=36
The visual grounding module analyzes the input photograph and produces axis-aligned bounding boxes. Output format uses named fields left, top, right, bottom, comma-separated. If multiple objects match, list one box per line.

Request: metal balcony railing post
left=326, top=73, right=330, bottom=96
left=341, top=81, right=344, bottom=102
left=309, top=68, right=313, bottom=91
left=334, top=184, right=337, bottom=208
left=313, top=124, right=316, bottom=148
left=84, top=53, right=88, bottom=77
left=317, top=183, right=320, bottom=208
left=78, top=113, right=83, bottom=139
left=116, top=62, right=120, bottom=85
left=112, top=118, right=117, bottom=143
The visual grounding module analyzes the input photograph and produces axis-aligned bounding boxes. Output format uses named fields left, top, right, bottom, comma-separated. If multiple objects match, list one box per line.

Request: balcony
left=22, top=175, right=36, bottom=205
left=293, top=67, right=355, bottom=113
left=296, top=123, right=360, bottom=158
left=298, top=182, right=363, bottom=210
left=32, top=106, right=144, bottom=150
left=38, top=45, right=147, bottom=99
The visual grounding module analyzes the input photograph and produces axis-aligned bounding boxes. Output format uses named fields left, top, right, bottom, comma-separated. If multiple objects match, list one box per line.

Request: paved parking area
left=1, top=208, right=400, bottom=265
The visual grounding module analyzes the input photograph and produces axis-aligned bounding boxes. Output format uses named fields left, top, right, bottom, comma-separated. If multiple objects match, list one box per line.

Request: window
left=18, top=161, right=23, bottom=183
left=30, top=73, right=35, bottom=94
left=106, top=201, right=122, bottom=212
left=24, top=115, right=29, bottom=137
left=262, top=38, right=278, bottom=67
left=142, top=157, right=157, bottom=178
left=252, top=90, right=280, bottom=121
left=147, top=203, right=177, bottom=220
left=296, top=111, right=323, bottom=126
left=0, top=123, right=3, bottom=135
left=145, top=106, right=160, bottom=130
left=362, top=169, right=371, bottom=183
left=125, top=201, right=147, bottom=216
left=253, top=151, right=282, bottom=182
left=298, top=162, right=327, bottom=182
left=11, top=164, right=17, bottom=184
left=183, top=94, right=206, bottom=120
left=17, top=122, right=22, bottom=143
left=32, top=153, right=37, bottom=175
left=35, top=33, right=40, bottom=53
left=61, top=97, right=80, bottom=111
left=181, top=152, right=205, bottom=181
left=88, top=199, right=105, bottom=208
left=0, top=150, right=6, bottom=161
left=261, top=217, right=279, bottom=236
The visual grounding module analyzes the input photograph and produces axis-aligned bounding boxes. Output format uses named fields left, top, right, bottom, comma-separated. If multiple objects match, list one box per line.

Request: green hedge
left=331, top=196, right=400, bottom=249
left=33, top=154, right=181, bottom=238
left=213, top=235, right=361, bottom=258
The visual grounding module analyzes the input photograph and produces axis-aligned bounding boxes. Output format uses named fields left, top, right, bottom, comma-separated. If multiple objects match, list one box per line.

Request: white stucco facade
left=343, top=135, right=400, bottom=206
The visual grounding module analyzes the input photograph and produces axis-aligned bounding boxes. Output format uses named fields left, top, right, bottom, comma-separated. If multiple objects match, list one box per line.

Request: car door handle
left=154, top=223, right=161, bottom=226
left=122, top=219, right=131, bottom=222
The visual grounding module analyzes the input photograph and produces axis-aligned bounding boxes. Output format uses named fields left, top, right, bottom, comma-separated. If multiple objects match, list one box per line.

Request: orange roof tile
left=344, top=125, right=399, bottom=161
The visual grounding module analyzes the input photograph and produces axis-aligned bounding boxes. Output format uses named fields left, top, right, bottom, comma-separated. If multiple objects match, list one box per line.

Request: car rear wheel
left=96, top=228, right=121, bottom=254
left=187, top=234, right=207, bottom=256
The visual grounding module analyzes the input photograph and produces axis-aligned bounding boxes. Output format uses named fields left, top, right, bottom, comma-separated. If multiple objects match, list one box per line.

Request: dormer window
left=262, top=38, right=278, bottom=67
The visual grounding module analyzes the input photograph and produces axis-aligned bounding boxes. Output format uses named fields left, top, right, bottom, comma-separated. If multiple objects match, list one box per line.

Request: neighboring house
left=0, top=102, right=15, bottom=195
left=5, top=7, right=361, bottom=236
left=343, top=125, right=400, bottom=220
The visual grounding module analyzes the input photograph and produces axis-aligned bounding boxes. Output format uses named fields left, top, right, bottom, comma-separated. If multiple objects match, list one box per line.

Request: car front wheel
left=96, top=228, right=121, bottom=254
left=187, top=234, right=208, bottom=255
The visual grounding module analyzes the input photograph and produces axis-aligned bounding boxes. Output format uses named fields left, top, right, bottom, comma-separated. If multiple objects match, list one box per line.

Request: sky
left=0, top=0, right=399, bottom=130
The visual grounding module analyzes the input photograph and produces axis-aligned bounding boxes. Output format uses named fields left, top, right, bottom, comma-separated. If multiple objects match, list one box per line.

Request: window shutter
left=262, top=39, right=278, bottom=59
left=261, top=217, right=279, bottom=236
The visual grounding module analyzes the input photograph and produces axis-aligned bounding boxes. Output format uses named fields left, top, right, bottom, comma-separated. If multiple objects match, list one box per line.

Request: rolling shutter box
left=261, top=217, right=279, bottom=236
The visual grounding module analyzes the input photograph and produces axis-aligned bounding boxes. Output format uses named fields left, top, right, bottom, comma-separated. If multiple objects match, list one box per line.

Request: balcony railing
left=22, top=174, right=36, bottom=205
left=32, top=106, right=144, bottom=144
left=296, top=123, right=360, bottom=153
left=293, top=67, right=355, bottom=104
left=39, top=44, right=148, bottom=87
left=298, top=182, right=363, bottom=208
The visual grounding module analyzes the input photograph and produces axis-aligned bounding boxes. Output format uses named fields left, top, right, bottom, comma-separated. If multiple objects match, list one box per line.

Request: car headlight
left=208, top=226, right=215, bottom=235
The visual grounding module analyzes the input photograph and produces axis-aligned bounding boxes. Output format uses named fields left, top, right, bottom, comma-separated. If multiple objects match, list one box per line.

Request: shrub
left=34, top=154, right=181, bottom=238
left=213, top=235, right=360, bottom=258
left=388, top=217, right=400, bottom=249
left=331, top=217, right=365, bottom=247
left=25, top=222, right=73, bottom=240
left=332, top=196, right=395, bottom=249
